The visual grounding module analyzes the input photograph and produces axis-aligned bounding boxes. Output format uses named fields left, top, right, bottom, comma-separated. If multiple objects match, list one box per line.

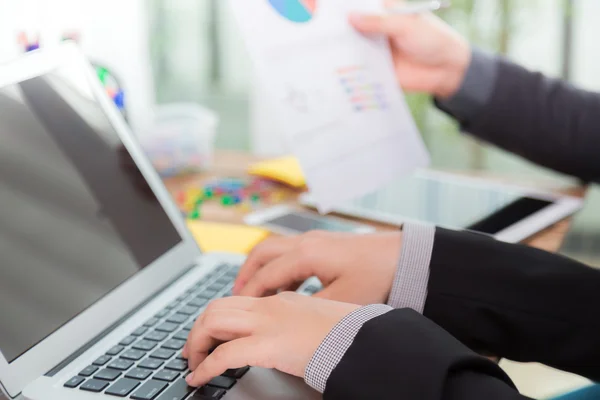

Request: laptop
left=0, top=43, right=319, bottom=400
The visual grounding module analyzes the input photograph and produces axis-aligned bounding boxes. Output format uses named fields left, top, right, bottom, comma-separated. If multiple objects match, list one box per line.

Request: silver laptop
left=0, top=44, right=319, bottom=400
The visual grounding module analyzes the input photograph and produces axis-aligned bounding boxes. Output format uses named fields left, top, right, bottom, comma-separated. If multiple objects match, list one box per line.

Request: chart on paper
left=229, top=0, right=431, bottom=212
left=267, top=0, right=318, bottom=23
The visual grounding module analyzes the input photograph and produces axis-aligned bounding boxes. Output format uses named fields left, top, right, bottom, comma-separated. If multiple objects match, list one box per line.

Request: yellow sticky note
left=248, top=156, right=306, bottom=188
left=186, top=221, right=270, bottom=255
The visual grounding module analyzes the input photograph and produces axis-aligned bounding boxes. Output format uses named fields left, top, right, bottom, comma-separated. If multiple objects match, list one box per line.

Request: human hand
left=234, top=231, right=403, bottom=305
left=349, top=4, right=471, bottom=99
left=182, top=292, right=359, bottom=387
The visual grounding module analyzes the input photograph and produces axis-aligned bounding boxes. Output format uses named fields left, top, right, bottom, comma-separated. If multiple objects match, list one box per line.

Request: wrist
left=436, top=43, right=472, bottom=100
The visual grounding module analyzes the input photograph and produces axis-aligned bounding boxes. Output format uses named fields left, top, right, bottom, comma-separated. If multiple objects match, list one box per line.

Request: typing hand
left=182, top=293, right=359, bottom=387
left=234, top=231, right=403, bottom=305
left=349, top=5, right=471, bottom=99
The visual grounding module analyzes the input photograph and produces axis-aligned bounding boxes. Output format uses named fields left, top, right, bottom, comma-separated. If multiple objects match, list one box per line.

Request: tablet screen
left=305, top=173, right=556, bottom=234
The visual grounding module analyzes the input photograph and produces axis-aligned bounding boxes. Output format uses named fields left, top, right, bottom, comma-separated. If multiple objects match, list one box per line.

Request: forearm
left=324, top=309, right=528, bottom=400
left=437, top=49, right=600, bottom=181
left=424, top=228, right=600, bottom=381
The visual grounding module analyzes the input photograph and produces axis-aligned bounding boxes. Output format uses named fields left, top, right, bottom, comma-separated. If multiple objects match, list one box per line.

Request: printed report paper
left=229, top=0, right=430, bottom=212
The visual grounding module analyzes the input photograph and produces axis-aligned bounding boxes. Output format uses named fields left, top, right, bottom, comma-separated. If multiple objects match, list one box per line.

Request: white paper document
left=229, top=0, right=430, bottom=212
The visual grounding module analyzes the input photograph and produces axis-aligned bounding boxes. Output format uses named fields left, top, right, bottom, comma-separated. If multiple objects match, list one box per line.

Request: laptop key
left=191, top=386, right=226, bottom=399
left=196, top=290, right=217, bottom=299
left=155, top=378, right=195, bottom=400
left=183, top=321, right=195, bottom=331
left=166, top=300, right=180, bottom=310
left=162, top=339, right=186, bottom=351
left=95, top=368, right=122, bottom=381
left=150, top=349, right=175, bottom=360
left=132, top=327, right=149, bottom=337
left=172, top=330, right=189, bottom=341
left=164, top=359, right=188, bottom=371
left=120, top=335, right=137, bottom=346
left=80, top=378, right=109, bottom=393
left=153, top=369, right=180, bottom=382
left=176, top=293, right=189, bottom=302
left=175, top=353, right=186, bottom=360
left=156, top=322, right=178, bottom=333
left=207, top=283, right=224, bottom=292
left=93, top=355, right=112, bottom=366
left=225, top=269, right=238, bottom=278
left=79, top=365, right=99, bottom=377
left=216, top=277, right=231, bottom=285
left=166, top=313, right=188, bottom=324
left=105, top=378, right=140, bottom=397
left=187, top=298, right=207, bottom=308
left=223, top=366, right=249, bottom=379
left=133, top=340, right=157, bottom=351
left=144, top=318, right=159, bottom=327
left=64, top=376, right=85, bottom=388
left=155, top=309, right=169, bottom=319
left=207, top=376, right=236, bottom=390
left=138, top=358, right=164, bottom=370
left=145, top=331, right=168, bottom=342
left=125, top=368, right=152, bottom=380
left=130, top=380, right=168, bottom=400
left=121, top=349, right=146, bottom=361
left=177, top=306, right=199, bottom=316
left=107, top=345, right=125, bottom=356
left=107, top=358, right=135, bottom=371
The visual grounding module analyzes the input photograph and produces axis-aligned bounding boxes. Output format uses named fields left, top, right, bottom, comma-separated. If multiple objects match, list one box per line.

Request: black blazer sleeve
left=324, top=309, right=531, bottom=400
left=424, top=228, right=600, bottom=381
left=442, top=58, right=600, bottom=182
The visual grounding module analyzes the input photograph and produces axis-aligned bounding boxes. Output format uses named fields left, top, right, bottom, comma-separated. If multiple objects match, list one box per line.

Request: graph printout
left=229, top=0, right=430, bottom=212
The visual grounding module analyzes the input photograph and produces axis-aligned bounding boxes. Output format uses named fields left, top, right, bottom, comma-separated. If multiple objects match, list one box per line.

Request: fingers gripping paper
left=229, top=0, right=430, bottom=212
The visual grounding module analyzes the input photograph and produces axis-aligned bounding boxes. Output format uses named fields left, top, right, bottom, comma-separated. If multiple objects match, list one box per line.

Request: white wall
left=0, top=0, right=155, bottom=133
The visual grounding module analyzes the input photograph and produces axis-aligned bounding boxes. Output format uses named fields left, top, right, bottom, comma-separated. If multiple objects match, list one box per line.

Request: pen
left=388, top=0, right=451, bottom=14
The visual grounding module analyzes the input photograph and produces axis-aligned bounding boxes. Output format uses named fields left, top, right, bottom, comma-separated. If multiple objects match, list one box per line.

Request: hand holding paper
left=229, top=0, right=430, bottom=212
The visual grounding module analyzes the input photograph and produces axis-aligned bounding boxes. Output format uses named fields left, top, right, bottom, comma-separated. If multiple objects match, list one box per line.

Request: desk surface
left=164, top=150, right=586, bottom=254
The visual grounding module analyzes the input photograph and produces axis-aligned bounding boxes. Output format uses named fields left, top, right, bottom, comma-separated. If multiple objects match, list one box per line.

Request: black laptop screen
left=0, top=67, right=181, bottom=363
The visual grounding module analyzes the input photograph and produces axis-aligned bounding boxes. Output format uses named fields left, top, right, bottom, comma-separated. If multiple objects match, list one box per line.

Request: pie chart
left=268, top=0, right=317, bottom=23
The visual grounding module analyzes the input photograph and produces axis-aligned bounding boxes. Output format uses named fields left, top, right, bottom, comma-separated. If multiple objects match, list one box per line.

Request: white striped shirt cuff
left=387, top=222, right=436, bottom=313
left=304, top=304, right=394, bottom=393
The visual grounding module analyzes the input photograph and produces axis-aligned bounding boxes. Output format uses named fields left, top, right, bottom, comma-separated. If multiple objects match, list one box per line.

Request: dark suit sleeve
left=424, top=228, right=600, bottom=381
left=324, top=309, right=530, bottom=400
left=440, top=57, right=600, bottom=182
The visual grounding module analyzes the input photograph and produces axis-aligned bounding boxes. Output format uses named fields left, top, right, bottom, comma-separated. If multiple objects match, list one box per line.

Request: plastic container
left=142, top=103, right=219, bottom=177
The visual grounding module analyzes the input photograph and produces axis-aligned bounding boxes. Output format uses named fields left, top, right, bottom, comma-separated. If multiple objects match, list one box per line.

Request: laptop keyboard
left=63, top=263, right=248, bottom=400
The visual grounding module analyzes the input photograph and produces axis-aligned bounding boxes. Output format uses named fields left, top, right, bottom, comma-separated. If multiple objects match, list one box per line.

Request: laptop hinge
left=44, top=263, right=196, bottom=377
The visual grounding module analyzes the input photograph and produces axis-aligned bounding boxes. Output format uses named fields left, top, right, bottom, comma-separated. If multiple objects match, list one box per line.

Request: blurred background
left=0, top=0, right=598, bottom=260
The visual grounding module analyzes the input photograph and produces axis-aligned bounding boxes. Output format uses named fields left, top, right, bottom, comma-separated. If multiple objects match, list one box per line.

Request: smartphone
left=244, top=206, right=376, bottom=236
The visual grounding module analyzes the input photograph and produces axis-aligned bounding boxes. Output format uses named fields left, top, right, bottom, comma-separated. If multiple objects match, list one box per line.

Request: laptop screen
left=0, top=66, right=182, bottom=363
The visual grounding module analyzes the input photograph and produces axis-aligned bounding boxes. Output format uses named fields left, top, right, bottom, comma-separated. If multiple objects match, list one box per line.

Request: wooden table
left=165, top=150, right=586, bottom=253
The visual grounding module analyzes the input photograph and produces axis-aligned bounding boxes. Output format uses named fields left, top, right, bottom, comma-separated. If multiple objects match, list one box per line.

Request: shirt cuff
left=436, top=47, right=499, bottom=122
left=387, top=222, right=436, bottom=313
left=304, top=304, right=393, bottom=393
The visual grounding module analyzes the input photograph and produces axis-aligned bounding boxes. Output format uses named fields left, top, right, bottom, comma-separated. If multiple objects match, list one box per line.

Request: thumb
left=349, top=13, right=413, bottom=37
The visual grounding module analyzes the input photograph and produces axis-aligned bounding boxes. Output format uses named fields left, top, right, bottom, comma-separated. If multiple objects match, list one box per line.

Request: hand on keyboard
left=234, top=231, right=403, bottom=305
left=182, top=292, right=359, bottom=387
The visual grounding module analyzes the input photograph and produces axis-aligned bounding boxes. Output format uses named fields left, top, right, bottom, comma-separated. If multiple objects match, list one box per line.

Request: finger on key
left=186, top=338, right=260, bottom=387
left=240, top=252, right=311, bottom=297
left=234, top=237, right=297, bottom=294
left=186, top=309, right=256, bottom=371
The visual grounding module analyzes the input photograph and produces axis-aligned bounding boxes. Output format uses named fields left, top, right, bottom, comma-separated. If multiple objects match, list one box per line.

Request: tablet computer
left=300, top=171, right=583, bottom=243
left=560, top=185, right=600, bottom=266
